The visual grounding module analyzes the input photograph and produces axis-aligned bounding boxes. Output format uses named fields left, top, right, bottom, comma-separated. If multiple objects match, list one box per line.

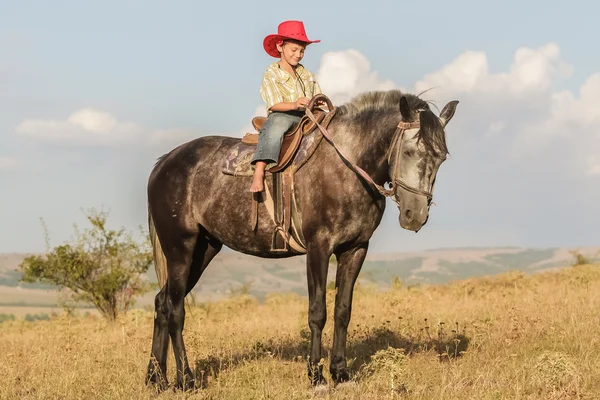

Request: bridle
left=305, top=107, right=437, bottom=208
left=384, top=121, right=437, bottom=208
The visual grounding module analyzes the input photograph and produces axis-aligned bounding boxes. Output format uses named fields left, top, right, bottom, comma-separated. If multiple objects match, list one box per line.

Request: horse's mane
left=336, top=90, right=448, bottom=157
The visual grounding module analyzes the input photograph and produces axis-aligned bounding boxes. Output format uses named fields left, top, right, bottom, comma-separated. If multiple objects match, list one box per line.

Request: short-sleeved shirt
left=260, top=62, right=322, bottom=112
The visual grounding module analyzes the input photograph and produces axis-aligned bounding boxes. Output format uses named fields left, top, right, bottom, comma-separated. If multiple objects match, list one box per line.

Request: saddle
left=240, top=107, right=328, bottom=173
left=221, top=94, right=336, bottom=253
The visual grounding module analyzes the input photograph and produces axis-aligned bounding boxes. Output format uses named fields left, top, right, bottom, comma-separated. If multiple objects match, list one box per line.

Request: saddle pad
left=222, top=130, right=322, bottom=177
left=221, top=142, right=273, bottom=177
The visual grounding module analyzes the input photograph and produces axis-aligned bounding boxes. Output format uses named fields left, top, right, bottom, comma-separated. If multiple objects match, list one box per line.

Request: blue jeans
left=251, top=111, right=303, bottom=165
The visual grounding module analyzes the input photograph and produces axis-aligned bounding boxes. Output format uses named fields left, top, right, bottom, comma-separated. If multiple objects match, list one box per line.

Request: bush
left=569, top=250, right=590, bottom=266
left=0, top=313, right=16, bottom=323
left=20, top=208, right=154, bottom=322
left=24, top=313, right=50, bottom=322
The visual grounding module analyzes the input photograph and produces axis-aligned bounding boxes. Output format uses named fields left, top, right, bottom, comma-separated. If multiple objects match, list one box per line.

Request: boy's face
left=277, top=40, right=307, bottom=66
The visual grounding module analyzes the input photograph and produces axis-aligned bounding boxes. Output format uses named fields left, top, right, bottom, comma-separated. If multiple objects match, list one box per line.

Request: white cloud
left=415, top=50, right=491, bottom=94
left=15, top=106, right=253, bottom=151
left=407, top=43, right=599, bottom=178
left=316, top=49, right=397, bottom=104
left=587, top=155, right=600, bottom=176
left=414, top=43, right=572, bottom=96
left=511, top=76, right=600, bottom=167
left=544, top=73, right=600, bottom=128
left=506, top=43, right=572, bottom=93
left=0, top=157, right=17, bottom=171
left=16, top=108, right=144, bottom=146
left=67, top=109, right=117, bottom=132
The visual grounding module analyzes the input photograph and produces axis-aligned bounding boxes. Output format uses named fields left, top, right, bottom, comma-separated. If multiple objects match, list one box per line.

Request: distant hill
left=1, top=246, right=598, bottom=308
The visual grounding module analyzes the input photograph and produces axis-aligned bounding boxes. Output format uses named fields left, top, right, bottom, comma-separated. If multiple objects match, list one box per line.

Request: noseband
left=305, top=107, right=436, bottom=207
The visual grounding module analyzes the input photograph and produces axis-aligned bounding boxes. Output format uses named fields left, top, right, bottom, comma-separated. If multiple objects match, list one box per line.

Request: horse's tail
left=148, top=206, right=168, bottom=289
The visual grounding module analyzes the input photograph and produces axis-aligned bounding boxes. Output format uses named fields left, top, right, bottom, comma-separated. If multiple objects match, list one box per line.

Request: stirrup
left=270, top=225, right=289, bottom=252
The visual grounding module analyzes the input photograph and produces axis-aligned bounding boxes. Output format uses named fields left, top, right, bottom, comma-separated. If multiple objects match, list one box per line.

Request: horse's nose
left=404, top=209, right=413, bottom=222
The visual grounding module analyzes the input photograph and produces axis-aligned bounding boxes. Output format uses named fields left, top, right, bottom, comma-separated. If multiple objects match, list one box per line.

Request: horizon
left=2, top=244, right=599, bottom=259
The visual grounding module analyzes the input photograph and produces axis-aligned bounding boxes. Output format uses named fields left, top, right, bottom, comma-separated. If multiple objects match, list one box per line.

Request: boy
left=250, top=20, right=323, bottom=192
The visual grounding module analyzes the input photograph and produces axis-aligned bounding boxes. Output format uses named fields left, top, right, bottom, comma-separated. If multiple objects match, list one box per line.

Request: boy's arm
left=260, top=71, right=306, bottom=112
left=270, top=100, right=307, bottom=112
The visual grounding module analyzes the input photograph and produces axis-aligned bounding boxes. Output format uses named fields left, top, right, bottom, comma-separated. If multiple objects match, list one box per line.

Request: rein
left=304, top=107, right=435, bottom=207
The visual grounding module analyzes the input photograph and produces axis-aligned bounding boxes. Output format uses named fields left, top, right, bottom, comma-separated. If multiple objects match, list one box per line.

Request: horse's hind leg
left=167, top=229, right=222, bottom=391
left=146, top=284, right=169, bottom=391
left=186, top=229, right=222, bottom=296
left=146, top=229, right=196, bottom=391
left=146, top=225, right=222, bottom=392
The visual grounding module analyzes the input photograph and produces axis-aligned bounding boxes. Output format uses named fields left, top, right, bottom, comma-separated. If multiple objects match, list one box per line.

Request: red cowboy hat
left=263, top=20, right=321, bottom=58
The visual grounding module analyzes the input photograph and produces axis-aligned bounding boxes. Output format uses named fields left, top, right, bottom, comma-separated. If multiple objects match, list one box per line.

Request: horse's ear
left=439, top=100, right=459, bottom=127
left=399, top=96, right=414, bottom=121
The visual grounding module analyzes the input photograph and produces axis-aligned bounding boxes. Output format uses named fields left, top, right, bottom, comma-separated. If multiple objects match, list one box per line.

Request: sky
left=0, top=0, right=598, bottom=254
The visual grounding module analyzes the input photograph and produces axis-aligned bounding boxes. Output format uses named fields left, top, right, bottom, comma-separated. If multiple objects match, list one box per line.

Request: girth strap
left=264, top=172, right=306, bottom=253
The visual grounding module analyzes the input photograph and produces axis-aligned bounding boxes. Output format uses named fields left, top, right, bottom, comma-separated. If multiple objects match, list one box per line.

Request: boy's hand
left=295, top=97, right=310, bottom=109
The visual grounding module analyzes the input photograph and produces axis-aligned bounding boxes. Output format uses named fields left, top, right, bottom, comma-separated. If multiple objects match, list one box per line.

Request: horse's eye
left=403, top=150, right=413, bottom=157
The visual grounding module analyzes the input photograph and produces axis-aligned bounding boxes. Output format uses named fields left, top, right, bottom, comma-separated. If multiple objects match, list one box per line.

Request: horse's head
left=390, top=96, right=458, bottom=232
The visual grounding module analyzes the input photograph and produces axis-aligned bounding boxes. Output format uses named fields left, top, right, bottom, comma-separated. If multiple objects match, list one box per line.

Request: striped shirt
left=260, top=62, right=322, bottom=112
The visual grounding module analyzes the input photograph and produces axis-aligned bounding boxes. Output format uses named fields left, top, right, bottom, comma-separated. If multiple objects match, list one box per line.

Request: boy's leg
left=250, top=113, right=301, bottom=192
left=250, top=161, right=268, bottom=192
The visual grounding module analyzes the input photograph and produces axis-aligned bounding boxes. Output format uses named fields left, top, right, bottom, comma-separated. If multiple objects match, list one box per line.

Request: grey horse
left=145, top=89, right=458, bottom=391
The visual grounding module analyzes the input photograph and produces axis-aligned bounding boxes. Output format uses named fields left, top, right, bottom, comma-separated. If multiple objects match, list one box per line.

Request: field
left=2, top=261, right=600, bottom=399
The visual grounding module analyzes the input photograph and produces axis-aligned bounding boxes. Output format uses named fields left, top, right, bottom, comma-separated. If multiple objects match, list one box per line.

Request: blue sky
left=1, top=1, right=599, bottom=254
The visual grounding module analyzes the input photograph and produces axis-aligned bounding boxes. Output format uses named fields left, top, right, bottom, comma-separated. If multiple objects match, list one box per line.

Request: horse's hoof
left=331, top=369, right=350, bottom=384
left=145, top=375, right=169, bottom=393
left=146, top=361, right=169, bottom=392
left=175, top=374, right=196, bottom=392
left=312, top=383, right=330, bottom=397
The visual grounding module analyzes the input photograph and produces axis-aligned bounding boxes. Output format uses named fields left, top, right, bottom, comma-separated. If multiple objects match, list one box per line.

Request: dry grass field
left=2, top=263, right=600, bottom=399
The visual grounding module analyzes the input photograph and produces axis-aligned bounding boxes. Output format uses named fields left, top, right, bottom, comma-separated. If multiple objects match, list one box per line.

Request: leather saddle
left=236, top=94, right=336, bottom=254
left=241, top=108, right=327, bottom=173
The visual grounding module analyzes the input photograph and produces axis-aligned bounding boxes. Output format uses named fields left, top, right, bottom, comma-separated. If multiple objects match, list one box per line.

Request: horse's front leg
left=330, top=243, right=368, bottom=384
left=305, top=243, right=331, bottom=386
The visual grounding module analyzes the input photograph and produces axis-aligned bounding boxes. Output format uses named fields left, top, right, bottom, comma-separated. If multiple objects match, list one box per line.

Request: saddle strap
left=283, top=169, right=292, bottom=240
left=251, top=192, right=259, bottom=231
left=263, top=175, right=307, bottom=253
left=271, top=172, right=287, bottom=251
left=289, top=171, right=306, bottom=248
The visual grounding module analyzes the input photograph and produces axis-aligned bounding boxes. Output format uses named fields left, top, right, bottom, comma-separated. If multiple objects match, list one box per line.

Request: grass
left=2, top=263, right=600, bottom=399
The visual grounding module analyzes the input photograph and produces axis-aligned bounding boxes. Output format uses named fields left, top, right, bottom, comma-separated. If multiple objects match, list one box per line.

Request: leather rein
left=305, top=105, right=435, bottom=207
